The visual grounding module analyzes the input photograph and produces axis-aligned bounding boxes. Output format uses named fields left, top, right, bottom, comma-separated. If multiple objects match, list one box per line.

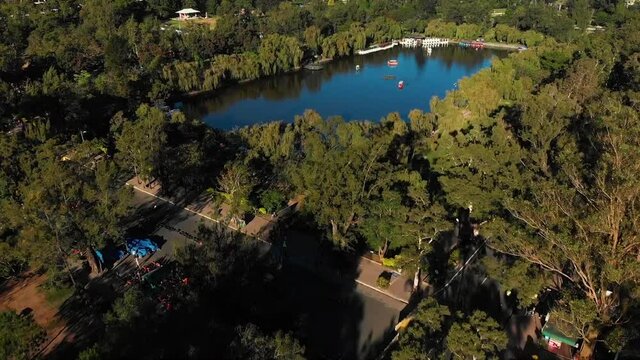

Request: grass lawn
left=166, top=16, right=219, bottom=31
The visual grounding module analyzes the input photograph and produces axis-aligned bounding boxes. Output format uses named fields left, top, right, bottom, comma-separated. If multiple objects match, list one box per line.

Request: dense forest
left=1, top=0, right=640, bottom=359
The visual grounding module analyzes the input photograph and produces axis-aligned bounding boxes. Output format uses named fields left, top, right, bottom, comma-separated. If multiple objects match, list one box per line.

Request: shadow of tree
left=44, top=174, right=413, bottom=360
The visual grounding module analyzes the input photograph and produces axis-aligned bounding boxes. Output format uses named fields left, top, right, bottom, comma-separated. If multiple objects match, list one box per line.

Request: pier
left=356, top=42, right=397, bottom=55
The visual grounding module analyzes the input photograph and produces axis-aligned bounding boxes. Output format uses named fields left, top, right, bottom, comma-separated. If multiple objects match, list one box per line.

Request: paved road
left=355, top=283, right=406, bottom=359
left=126, top=187, right=406, bottom=360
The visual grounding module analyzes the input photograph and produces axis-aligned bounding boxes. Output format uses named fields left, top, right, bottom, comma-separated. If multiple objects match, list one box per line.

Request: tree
left=77, top=345, right=102, bottom=360
left=84, top=287, right=160, bottom=358
left=259, top=189, right=286, bottom=213
left=286, top=112, right=396, bottom=246
left=392, top=298, right=450, bottom=360
left=481, top=257, right=547, bottom=309
left=445, top=311, right=508, bottom=360
left=360, top=190, right=412, bottom=259
left=258, top=34, right=303, bottom=76
left=569, top=0, right=592, bottom=30
left=229, top=324, right=306, bottom=360
left=304, top=25, right=322, bottom=53
left=175, top=223, right=271, bottom=304
left=263, top=2, right=311, bottom=36
left=0, top=311, right=46, bottom=360
left=213, top=161, right=256, bottom=219
left=114, top=105, right=168, bottom=183
left=486, top=89, right=640, bottom=359
left=147, top=0, right=182, bottom=18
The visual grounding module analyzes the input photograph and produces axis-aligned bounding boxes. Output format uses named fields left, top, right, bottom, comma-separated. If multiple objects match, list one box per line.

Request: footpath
left=125, top=176, right=413, bottom=304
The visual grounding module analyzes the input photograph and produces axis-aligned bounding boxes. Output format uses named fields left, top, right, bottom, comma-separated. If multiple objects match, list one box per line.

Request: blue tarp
left=95, top=247, right=127, bottom=266
left=95, top=249, right=105, bottom=264
left=126, top=238, right=159, bottom=258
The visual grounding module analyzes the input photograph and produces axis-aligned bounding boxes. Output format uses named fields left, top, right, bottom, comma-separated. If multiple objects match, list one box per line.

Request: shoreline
left=172, top=41, right=520, bottom=104
left=448, top=39, right=524, bottom=51
left=174, top=57, right=335, bottom=101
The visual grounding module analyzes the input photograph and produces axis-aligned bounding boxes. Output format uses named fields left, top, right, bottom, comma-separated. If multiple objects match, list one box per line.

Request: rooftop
left=176, top=8, right=200, bottom=14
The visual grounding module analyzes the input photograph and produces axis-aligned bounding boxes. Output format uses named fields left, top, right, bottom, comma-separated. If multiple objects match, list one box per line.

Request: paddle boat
left=387, top=59, right=398, bottom=66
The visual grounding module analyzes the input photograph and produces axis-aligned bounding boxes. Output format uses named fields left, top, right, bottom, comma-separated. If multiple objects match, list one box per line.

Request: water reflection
left=183, top=46, right=506, bottom=130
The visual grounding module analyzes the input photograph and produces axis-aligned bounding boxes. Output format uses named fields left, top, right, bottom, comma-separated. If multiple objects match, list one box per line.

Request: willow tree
left=258, top=34, right=303, bottom=76
left=162, top=61, right=201, bottom=92
left=303, top=25, right=322, bottom=53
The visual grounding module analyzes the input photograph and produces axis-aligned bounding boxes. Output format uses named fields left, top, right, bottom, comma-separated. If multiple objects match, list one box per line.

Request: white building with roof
left=176, top=8, right=200, bottom=20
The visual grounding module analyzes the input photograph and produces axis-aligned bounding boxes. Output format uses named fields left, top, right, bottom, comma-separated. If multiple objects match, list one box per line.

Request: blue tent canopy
left=126, top=238, right=159, bottom=258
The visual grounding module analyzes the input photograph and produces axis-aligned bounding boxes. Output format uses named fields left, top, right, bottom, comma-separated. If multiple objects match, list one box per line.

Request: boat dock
left=356, top=42, right=397, bottom=55
left=457, top=40, right=486, bottom=49
left=449, top=40, right=525, bottom=51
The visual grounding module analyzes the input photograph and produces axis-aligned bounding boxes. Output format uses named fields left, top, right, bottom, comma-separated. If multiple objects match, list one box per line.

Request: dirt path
left=0, top=274, right=74, bottom=356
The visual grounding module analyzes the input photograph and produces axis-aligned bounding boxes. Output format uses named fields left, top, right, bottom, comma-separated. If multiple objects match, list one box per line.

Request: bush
left=78, top=345, right=102, bottom=360
left=377, top=272, right=391, bottom=289
left=259, top=190, right=286, bottom=213
left=382, top=257, right=398, bottom=268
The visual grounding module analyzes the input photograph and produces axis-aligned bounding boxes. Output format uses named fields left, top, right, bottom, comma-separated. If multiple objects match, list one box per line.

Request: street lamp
left=79, top=130, right=87, bottom=142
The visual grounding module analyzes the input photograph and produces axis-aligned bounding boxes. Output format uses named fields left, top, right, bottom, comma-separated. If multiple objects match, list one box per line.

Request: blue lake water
left=182, top=46, right=505, bottom=130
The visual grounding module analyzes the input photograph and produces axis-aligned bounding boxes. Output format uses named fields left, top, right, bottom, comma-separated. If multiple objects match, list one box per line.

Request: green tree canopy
left=0, top=311, right=46, bottom=360
left=114, top=104, right=168, bottom=182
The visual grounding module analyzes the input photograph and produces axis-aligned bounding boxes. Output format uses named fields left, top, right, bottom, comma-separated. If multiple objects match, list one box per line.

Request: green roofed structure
left=541, top=313, right=581, bottom=358
left=542, top=323, right=580, bottom=348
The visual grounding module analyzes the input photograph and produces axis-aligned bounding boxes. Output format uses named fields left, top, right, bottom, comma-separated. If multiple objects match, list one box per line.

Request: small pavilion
left=176, top=8, right=200, bottom=20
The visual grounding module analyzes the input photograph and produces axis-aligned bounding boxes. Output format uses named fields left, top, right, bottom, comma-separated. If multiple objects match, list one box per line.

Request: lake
left=182, top=46, right=506, bottom=130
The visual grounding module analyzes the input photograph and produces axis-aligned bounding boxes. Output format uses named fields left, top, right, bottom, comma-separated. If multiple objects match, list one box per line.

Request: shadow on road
left=44, top=184, right=406, bottom=360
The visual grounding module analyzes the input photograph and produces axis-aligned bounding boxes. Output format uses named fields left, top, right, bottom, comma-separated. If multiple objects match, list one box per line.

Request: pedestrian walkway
left=126, top=176, right=272, bottom=238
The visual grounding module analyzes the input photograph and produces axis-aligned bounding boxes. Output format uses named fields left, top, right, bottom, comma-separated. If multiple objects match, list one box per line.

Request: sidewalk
left=125, top=176, right=413, bottom=305
left=358, top=257, right=412, bottom=304
left=126, top=176, right=274, bottom=240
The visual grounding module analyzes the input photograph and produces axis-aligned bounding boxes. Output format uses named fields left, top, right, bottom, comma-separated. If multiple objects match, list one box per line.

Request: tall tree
left=114, top=105, right=168, bottom=183
left=392, top=298, right=451, bottom=360
left=212, top=161, right=256, bottom=220
left=487, top=92, right=640, bottom=358
left=445, top=311, right=508, bottom=360
left=286, top=112, right=396, bottom=246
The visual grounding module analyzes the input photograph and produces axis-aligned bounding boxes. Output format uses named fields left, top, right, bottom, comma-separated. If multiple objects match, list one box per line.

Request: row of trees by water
left=3, top=0, right=634, bottom=129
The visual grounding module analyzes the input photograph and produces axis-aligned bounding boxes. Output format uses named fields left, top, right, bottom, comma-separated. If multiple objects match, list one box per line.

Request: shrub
left=259, top=190, right=286, bottom=213
left=377, top=272, right=391, bottom=289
